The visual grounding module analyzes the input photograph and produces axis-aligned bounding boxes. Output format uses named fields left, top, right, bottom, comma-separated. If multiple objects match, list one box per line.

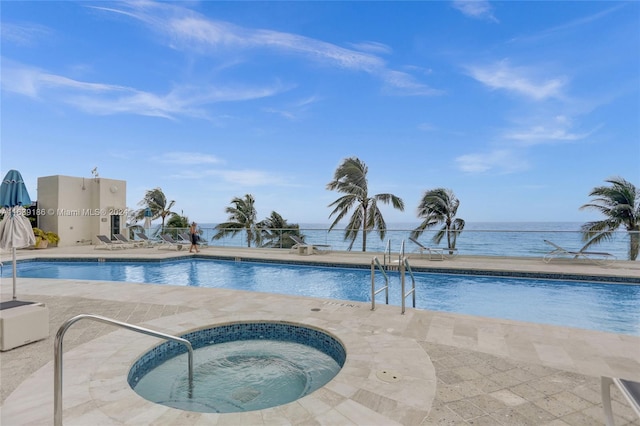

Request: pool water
left=10, top=258, right=640, bottom=336
left=133, top=340, right=341, bottom=413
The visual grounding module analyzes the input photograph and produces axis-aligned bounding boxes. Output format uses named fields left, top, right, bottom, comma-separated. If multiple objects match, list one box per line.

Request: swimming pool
left=9, top=258, right=640, bottom=336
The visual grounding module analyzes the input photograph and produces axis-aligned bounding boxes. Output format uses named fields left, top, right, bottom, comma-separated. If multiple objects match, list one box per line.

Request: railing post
left=400, top=257, right=406, bottom=314
left=371, top=259, right=376, bottom=311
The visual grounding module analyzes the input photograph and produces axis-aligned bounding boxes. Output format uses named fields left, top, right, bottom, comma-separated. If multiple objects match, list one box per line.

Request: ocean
left=156, top=222, right=635, bottom=260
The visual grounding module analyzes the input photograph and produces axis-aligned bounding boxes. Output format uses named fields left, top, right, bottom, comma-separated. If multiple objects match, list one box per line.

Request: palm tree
left=579, top=176, right=640, bottom=261
left=165, top=212, right=191, bottom=239
left=258, top=211, right=302, bottom=248
left=326, top=157, right=404, bottom=251
left=137, top=188, right=176, bottom=234
left=125, top=207, right=144, bottom=239
left=411, top=188, right=465, bottom=253
left=213, top=194, right=261, bottom=247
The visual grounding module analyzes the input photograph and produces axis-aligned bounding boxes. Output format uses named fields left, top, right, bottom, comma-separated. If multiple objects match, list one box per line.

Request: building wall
left=37, top=175, right=127, bottom=247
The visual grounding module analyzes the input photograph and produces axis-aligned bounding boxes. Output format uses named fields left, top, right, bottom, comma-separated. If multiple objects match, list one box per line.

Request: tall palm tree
left=213, top=194, right=261, bottom=247
left=411, top=188, right=465, bottom=253
left=579, top=176, right=640, bottom=261
left=326, top=157, right=404, bottom=251
left=165, top=212, right=191, bottom=239
left=257, top=211, right=302, bottom=249
left=137, top=188, right=176, bottom=234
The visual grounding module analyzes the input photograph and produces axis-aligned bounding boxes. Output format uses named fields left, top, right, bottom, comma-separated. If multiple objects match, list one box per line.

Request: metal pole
left=12, top=247, right=17, bottom=300
left=370, top=259, right=375, bottom=311
left=400, top=258, right=406, bottom=314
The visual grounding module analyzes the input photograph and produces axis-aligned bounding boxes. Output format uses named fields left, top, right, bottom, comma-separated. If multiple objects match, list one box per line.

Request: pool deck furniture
left=602, top=376, right=640, bottom=426
left=113, top=233, right=144, bottom=248
left=543, top=239, right=616, bottom=266
left=2, top=245, right=640, bottom=425
left=0, top=301, right=49, bottom=351
left=289, top=235, right=331, bottom=255
left=95, top=234, right=126, bottom=250
left=409, top=237, right=458, bottom=261
left=134, top=232, right=161, bottom=247
left=158, top=234, right=184, bottom=251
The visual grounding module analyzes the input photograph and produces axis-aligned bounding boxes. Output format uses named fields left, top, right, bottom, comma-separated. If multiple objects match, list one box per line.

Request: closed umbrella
left=143, top=207, right=153, bottom=236
left=0, top=170, right=36, bottom=302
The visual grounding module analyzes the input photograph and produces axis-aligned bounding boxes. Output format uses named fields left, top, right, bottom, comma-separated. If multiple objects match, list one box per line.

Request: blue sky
left=1, top=1, right=638, bottom=225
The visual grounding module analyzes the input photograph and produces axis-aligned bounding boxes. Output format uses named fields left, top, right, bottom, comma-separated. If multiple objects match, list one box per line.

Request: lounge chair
left=289, top=235, right=331, bottom=255
left=177, top=232, right=191, bottom=244
left=95, top=234, right=126, bottom=250
left=543, top=240, right=615, bottom=266
left=179, top=232, right=208, bottom=247
left=409, top=237, right=457, bottom=261
left=114, top=233, right=144, bottom=248
left=135, top=232, right=161, bottom=247
left=601, top=376, right=640, bottom=426
left=158, top=234, right=184, bottom=251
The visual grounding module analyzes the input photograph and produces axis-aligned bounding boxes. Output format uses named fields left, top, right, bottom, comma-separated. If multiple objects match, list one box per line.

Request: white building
left=37, top=175, right=127, bottom=247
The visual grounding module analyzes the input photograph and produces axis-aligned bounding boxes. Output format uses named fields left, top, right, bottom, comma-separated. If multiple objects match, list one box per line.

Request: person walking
left=189, top=222, right=200, bottom=253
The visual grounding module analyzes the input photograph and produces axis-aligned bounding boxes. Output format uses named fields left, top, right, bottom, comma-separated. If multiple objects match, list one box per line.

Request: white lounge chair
left=543, top=240, right=615, bottom=266
left=289, top=235, right=331, bottom=255
left=135, top=232, right=161, bottom=247
left=95, top=234, right=126, bottom=250
left=179, top=232, right=207, bottom=247
left=178, top=232, right=195, bottom=245
left=602, top=376, right=640, bottom=426
left=158, top=234, right=184, bottom=251
left=409, top=237, right=457, bottom=261
left=114, top=233, right=144, bottom=248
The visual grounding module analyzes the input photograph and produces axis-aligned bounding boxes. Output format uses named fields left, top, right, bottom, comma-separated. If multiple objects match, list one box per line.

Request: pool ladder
left=371, top=239, right=416, bottom=314
left=54, top=314, right=194, bottom=426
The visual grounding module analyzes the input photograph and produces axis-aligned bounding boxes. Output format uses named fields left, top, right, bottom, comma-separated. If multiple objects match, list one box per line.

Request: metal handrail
left=384, top=240, right=391, bottom=267
left=400, top=257, right=416, bottom=314
left=54, top=314, right=194, bottom=426
left=371, top=257, right=389, bottom=310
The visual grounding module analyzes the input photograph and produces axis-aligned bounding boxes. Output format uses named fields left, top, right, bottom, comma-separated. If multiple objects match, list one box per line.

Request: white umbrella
left=0, top=170, right=36, bottom=301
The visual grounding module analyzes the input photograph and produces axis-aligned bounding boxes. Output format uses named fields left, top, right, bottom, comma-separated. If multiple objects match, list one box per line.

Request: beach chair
left=178, top=232, right=194, bottom=245
left=158, top=234, right=184, bottom=251
left=543, top=240, right=615, bottom=266
left=135, top=232, right=161, bottom=247
left=179, top=232, right=208, bottom=247
left=601, top=376, right=640, bottom=426
left=114, top=233, right=144, bottom=248
left=95, top=234, right=126, bottom=250
left=409, top=237, right=457, bottom=261
left=289, top=235, right=331, bottom=255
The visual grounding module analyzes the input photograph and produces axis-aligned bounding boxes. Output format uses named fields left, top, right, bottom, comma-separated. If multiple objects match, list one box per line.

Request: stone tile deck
left=1, top=245, right=639, bottom=425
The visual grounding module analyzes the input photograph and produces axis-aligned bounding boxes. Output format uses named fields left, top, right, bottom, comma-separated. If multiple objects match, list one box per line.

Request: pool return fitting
left=54, top=314, right=194, bottom=426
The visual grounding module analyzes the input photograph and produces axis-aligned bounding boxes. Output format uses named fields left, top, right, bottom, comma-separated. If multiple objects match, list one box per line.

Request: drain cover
left=376, top=370, right=401, bottom=383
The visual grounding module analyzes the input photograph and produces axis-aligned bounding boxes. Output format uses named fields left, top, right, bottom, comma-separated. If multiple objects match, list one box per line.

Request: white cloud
left=455, top=149, right=529, bottom=174
left=502, top=115, right=599, bottom=146
left=1, top=60, right=287, bottom=118
left=347, top=41, right=393, bottom=55
left=170, top=168, right=290, bottom=187
left=152, top=152, right=222, bottom=165
left=1, top=22, right=53, bottom=46
left=452, top=0, right=498, bottom=23
left=94, top=2, right=438, bottom=96
left=466, top=60, right=567, bottom=101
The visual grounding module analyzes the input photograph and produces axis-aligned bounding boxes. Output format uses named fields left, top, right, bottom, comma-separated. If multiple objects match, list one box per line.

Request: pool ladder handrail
left=371, top=256, right=389, bottom=310
left=54, top=314, right=194, bottom=426
left=400, top=255, right=416, bottom=314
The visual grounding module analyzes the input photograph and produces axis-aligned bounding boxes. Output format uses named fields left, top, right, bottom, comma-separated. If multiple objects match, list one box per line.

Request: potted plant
left=32, top=228, right=60, bottom=249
